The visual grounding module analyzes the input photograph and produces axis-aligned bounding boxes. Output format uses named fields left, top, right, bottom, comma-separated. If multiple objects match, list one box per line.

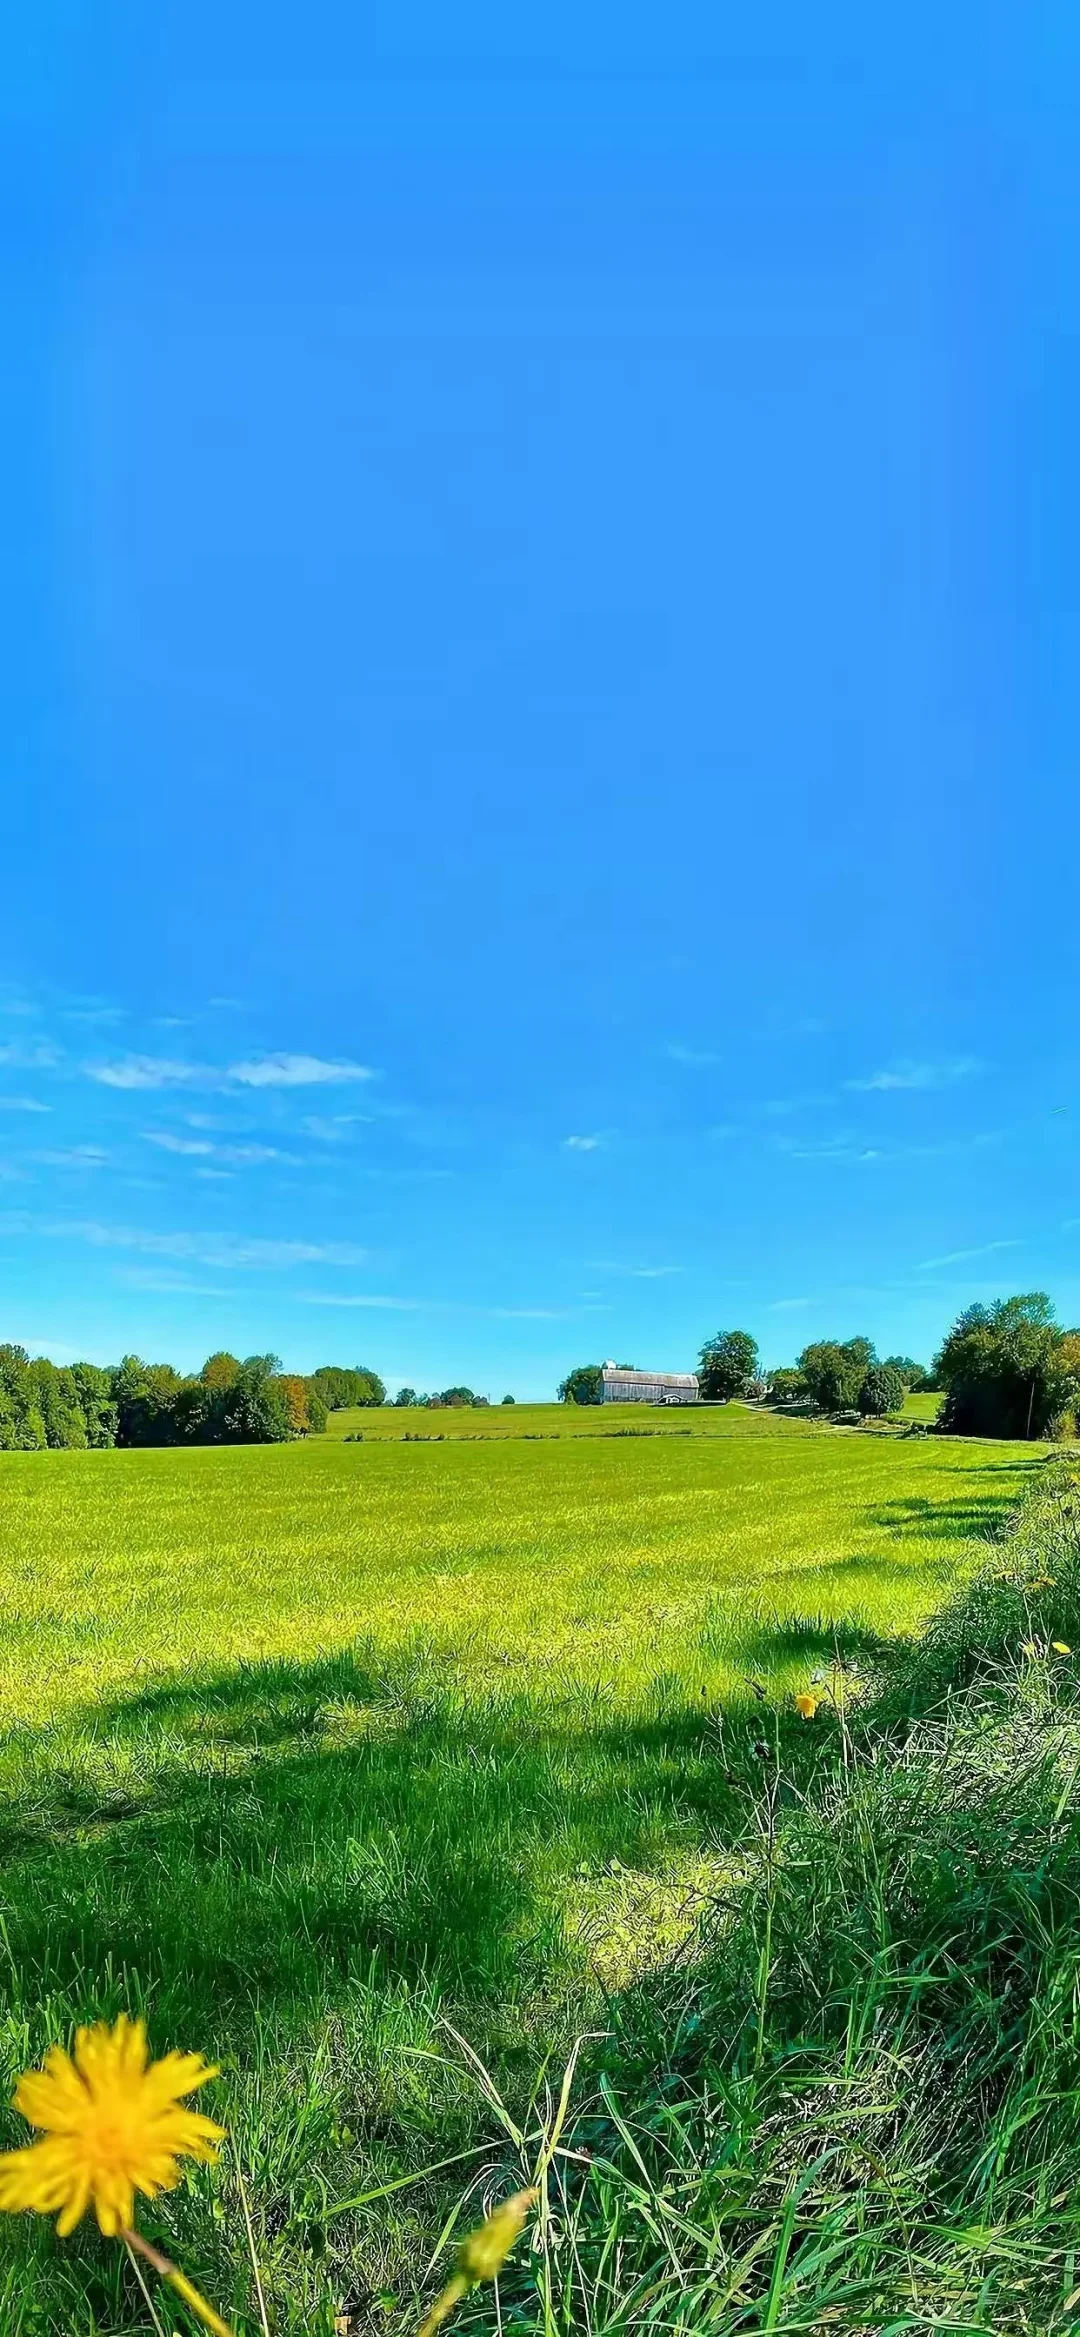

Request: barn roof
left=601, top=1365, right=699, bottom=1387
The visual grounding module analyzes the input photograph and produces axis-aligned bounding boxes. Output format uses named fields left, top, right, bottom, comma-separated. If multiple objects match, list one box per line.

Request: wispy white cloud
left=116, top=1267, right=234, bottom=1298
left=563, top=1134, right=605, bottom=1152
left=300, top=1291, right=422, bottom=1310
left=846, top=1057, right=981, bottom=1093
left=0, top=1097, right=51, bottom=1114
left=194, top=1168, right=234, bottom=1182
left=143, top=1133, right=214, bottom=1156
left=141, top=1132, right=298, bottom=1166
left=33, top=1146, right=109, bottom=1169
left=778, top=1132, right=882, bottom=1162
left=87, top=1056, right=204, bottom=1091
left=768, top=1296, right=812, bottom=1311
left=302, top=1113, right=370, bottom=1141
left=0, top=1042, right=61, bottom=1071
left=62, top=1003, right=127, bottom=1027
left=227, top=1053, right=376, bottom=1089
left=224, top=1143, right=297, bottom=1165
left=87, top=1052, right=378, bottom=1092
left=38, top=1219, right=371, bottom=1271
left=917, top=1238, right=1021, bottom=1272
left=587, top=1261, right=681, bottom=1279
left=667, top=1043, right=721, bottom=1068
left=782, top=1129, right=999, bottom=1166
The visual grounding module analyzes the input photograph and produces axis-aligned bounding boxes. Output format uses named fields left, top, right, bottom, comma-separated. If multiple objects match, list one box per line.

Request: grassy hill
left=901, top=1387, right=944, bottom=1422
left=320, top=1395, right=797, bottom=1439
left=0, top=1411, right=1054, bottom=2332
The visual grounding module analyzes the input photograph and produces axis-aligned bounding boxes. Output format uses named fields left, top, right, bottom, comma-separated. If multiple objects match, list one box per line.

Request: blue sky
left=2, top=3, right=1079, bottom=1396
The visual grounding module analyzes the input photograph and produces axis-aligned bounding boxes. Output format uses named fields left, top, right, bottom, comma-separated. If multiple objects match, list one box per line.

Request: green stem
left=122, top=2226, right=236, bottom=2337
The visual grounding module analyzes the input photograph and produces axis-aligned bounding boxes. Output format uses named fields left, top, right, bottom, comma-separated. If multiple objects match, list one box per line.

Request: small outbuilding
left=600, top=1364, right=700, bottom=1405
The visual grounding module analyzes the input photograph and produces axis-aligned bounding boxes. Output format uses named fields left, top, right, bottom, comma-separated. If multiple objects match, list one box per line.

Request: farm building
left=601, top=1364, right=700, bottom=1405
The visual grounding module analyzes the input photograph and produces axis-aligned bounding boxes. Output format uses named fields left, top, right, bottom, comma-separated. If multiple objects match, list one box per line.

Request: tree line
left=558, top=1293, right=1080, bottom=1440
left=392, top=1387, right=515, bottom=1409
left=0, top=1349, right=388, bottom=1450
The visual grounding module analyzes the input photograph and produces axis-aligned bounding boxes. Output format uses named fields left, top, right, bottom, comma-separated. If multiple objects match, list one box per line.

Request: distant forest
left=0, top=1349, right=387, bottom=1450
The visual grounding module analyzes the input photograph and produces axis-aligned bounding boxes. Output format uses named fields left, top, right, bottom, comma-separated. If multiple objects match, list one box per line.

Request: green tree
left=935, top=1294, right=1080, bottom=1439
left=797, top=1338, right=875, bottom=1414
left=393, top=1386, right=419, bottom=1407
left=29, top=1359, right=88, bottom=1448
left=698, top=1331, right=759, bottom=1402
left=501, top=1393, right=516, bottom=1404
left=0, top=1345, right=54, bottom=1449
left=311, top=1364, right=386, bottom=1411
left=858, top=1362, right=905, bottom=1417
left=200, top=1351, right=242, bottom=1390
left=111, top=1357, right=186, bottom=1446
left=767, top=1366, right=805, bottom=1404
left=557, top=1364, right=603, bottom=1405
left=71, top=1363, right=118, bottom=1447
left=883, top=1354, right=930, bottom=1391
left=218, top=1356, right=291, bottom=1444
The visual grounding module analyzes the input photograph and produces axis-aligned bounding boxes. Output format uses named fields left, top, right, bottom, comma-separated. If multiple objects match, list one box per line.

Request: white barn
left=601, top=1364, right=700, bottom=1405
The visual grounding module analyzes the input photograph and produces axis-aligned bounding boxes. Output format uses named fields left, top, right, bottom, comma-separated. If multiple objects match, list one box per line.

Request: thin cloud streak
left=228, top=1053, right=376, bottom=1089
left=0, top=1042, right=61, bottom=1071
left=142, top=1132, right=299, bottom=1165
left=86, top=1052, right=378, bottom=1092
left=33, top=1147, right=109, bottom=1169
left=24, top=1217, right=372, bottom=1272
left=917, top=1239, right=1022, bottom=1271
left=300, top=1292, right=422, bottom=1310
left=87, top=1057, right=206, bottom=1091
left=846, top=1057, right=981, bottom=1093
left=586, top=1261, right=682, bottom=1279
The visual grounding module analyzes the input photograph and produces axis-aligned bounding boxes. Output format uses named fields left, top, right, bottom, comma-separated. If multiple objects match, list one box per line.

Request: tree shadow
left=736, top=1614, right=896, bottom=1669
left=0, top=1644, right=750, bottom=2058
left=868, top=1465, right=1040, bottom=1545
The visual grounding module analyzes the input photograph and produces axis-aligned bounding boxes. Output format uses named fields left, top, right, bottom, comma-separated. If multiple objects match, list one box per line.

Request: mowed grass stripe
left=0, top=1410, right=1039, bottom=1726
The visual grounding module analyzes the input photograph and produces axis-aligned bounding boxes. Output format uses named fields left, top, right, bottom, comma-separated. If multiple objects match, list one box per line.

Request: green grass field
left=0, top=1406, right=1051, bottom=2332
left=900, top=1387, right=943, bottom=1422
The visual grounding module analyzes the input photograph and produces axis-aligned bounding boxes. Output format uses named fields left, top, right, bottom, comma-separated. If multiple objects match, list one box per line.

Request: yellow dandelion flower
left=794, top=1691, right=820, bottom=1720
left=1030, top=1577, right=1056, bottom=1591
left=0, top=2014, right=224, bottom=2239
left=1053, top=1641, right=1072, bottom=1656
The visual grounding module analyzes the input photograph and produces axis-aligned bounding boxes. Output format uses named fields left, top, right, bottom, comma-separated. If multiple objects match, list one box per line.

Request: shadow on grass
left=0, top=1645, right=762, bottom=2064
left=0, top=1463, right=1045, bottom=2061
left=736, top=1614, right=896, bottom=1669
left=868, top=1459, right=1042, bottom=1545
left=0, top=1590, right=963, bottom=2070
